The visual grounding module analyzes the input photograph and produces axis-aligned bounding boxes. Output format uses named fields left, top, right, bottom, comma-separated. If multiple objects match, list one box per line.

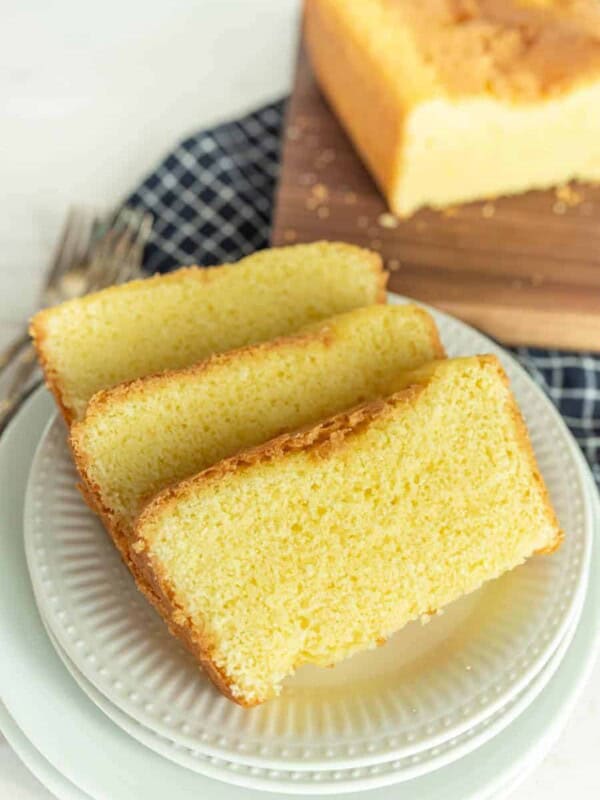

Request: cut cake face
left=31, top=241, right=386, bottom=422
left=133, top=356, right=561, bottom=705
left=70, top=304, right=444, bottom=559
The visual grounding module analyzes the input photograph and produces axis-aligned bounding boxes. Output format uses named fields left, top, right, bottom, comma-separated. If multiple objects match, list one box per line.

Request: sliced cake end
left=31, top=241, right=386, bottom=423
left=70, top=303, right=443, bottom=560
left=132, top=355, right=562, bottom=705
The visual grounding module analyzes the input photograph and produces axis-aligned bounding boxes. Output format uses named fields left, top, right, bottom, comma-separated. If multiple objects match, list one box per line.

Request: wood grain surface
left=272, top=43, right=600, bottom=351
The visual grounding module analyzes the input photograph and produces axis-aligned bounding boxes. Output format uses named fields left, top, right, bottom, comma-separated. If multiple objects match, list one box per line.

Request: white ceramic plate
left=0, top=702, right=91, bottom=800
left=0, top=707, right=530, bottom=800
left=3, top=388, right=600, bottom=800
left=38, top=589, right=583, bottom=794
left=24, top=298, right=593, bottom=773
left=0, top=705, right=536, bottom=800
left=0, top=703, right=540, bottom=800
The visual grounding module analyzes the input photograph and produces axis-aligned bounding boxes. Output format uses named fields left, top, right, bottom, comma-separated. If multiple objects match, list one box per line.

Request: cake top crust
left=404, top=0, right=600, bottom=100
left=333, top=0, right=600, bottom=102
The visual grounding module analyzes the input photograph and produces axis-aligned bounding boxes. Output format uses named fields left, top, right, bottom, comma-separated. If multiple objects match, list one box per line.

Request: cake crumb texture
left=133, top=355, right=562, bottom=705
left=30, top=242, right=386, bottom=423
left=71, top=304, right=443, bottom=546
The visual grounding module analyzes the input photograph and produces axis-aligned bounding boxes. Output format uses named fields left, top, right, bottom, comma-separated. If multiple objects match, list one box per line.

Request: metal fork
left=0, top=206, right=152, bottom=433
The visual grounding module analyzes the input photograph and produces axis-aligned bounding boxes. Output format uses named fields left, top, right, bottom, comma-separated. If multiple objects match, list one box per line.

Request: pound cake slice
left=305, top=0, right=600, bottom=216
left=30, top=242, right=386, bottom=423
left=71, top=304, right=443, bottom=559
left=132, top=355, right=562, bottom=706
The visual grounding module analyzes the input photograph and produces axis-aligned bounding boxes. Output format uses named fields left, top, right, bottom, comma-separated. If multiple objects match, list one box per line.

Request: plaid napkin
left=126, top=100, right=600, bottom=489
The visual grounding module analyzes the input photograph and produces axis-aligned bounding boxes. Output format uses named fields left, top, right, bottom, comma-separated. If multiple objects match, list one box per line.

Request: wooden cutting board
left=272, top=42, right=600, bottom=351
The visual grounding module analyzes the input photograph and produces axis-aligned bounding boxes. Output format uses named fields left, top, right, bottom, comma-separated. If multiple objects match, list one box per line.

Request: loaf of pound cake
left=305, top=0, right=600, bottom=216
left=132, top=355, right=562, bottom=706
left=71, top=304, right=444, bottom=562
left=31, top=242, right=386, bottom=423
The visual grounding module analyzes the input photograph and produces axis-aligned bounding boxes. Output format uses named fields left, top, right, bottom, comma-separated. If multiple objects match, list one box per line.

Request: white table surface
left=0, top=1, right=598, bottom=798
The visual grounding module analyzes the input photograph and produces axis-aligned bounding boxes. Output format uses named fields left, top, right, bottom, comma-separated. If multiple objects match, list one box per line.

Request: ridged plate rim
left=38, top=574, right=585, bottom=794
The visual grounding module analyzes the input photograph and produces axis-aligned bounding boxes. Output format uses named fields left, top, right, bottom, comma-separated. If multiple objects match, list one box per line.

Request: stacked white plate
left=2, top=296, right=599, bottom=800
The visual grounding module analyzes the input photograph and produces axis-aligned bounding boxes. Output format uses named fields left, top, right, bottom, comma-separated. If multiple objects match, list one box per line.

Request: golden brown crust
left=397, top=0, right=600, bottom=102
left=129, top=536, right=253, bottom=705
left=75, top=472, right=246, bottom=703
left=373, top=261, right=389, bottom=303
left=69, top=425, right=131, bottom=550
left=67, top=446, right=245, bottom=702
left=459, top=354, right=563, bottom=554
left=308, top=0, right=600, bottom=105
left=534, top=529, right=565, bottom=555
left=29, top=315, right=76, bottom=427
left=503, top=383, right=564, bottom=554
left=305, top=0, right=406, bottom=204
left=412, top=305, right=446, bottom=360
left=30, top=241, right=387, bottom=425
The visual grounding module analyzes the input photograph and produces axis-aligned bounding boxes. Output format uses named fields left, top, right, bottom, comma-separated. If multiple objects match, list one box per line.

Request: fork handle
left=0, top=343, right=40, bottom=435
left=0, top=328, right=30, bottom=373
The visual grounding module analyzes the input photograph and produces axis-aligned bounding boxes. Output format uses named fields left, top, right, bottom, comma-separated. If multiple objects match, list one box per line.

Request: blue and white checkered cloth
left=127, top=100, right=600, bottom=489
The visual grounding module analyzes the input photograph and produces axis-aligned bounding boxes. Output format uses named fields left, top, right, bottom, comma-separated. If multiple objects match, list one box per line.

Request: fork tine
left=2, top=204, right=152, bottom=378
left=95, top=228, right=135, bottom=288
left=73, top=210, right=96, bottom=266
left=86, top=208, right=128, bottom=277
left=84, top=227, right=119, bottom=289
left=124, top=211, right=153, bottom=279
left=85, top=207, right=148, bottom=291
left=112, top=208, right=152, bottom=283
left=80, top=214, right=105, bottom=267
left=43, top=208, right=87, bottom=288
left=51, top=204, right=151, bottom=299
left=125, top=212, right=153, bottom=277
left=41, top=208, right=97, bottom=306
left=108, top=210, right=149, bottom=283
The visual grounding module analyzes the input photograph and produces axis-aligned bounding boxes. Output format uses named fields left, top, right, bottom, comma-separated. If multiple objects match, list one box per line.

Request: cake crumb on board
left=555, top=184, right=584, bottom=208
left=312, top=183, right=329, bottom=201
left=378, top=212, right=399, bottom=229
